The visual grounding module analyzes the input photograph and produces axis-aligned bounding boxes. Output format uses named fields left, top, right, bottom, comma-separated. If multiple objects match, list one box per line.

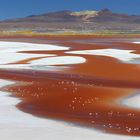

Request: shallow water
left=0, top=37, right=140, bottom=139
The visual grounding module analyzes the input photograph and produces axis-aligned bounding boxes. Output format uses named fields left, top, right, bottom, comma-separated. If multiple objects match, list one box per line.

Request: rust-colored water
left=1, top=36, right=140, bottom=136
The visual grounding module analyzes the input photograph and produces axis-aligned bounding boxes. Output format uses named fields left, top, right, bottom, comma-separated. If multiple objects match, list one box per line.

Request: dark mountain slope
left=0, top=9, right=140, bottom=34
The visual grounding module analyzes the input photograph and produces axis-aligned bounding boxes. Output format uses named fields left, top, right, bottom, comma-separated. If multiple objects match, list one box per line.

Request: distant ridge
left=1, top=9, right=140, bottom=34
left=3, top=9, right=137, bottom=23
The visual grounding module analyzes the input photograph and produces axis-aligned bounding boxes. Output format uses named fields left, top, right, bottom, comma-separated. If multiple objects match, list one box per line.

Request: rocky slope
left=1, top=9, right=140, bottom=34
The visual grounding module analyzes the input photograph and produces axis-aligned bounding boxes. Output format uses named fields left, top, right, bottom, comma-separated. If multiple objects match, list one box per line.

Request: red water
left=1, top=36, right=140, bottom=136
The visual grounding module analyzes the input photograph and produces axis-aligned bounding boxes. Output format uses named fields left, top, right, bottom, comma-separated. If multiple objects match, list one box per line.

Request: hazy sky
left=0, top=0, right=140, bottom=19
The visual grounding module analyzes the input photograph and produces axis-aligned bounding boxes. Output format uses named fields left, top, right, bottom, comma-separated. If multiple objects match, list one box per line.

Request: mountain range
left=1, top=9, right=140, bottom=34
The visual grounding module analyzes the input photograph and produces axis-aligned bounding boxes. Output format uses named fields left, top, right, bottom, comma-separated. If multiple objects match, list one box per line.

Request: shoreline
left=0, top=37, right=140, bottom=137
left=0, top=80, right=138, bottom=140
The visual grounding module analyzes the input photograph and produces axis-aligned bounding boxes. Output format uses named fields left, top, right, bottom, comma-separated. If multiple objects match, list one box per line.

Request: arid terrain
left=1, top=9, right=140, bottom=35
